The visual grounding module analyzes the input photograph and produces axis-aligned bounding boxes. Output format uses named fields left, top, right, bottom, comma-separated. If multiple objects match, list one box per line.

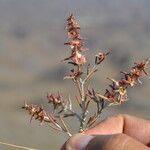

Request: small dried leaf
left=87, top=113, right=97, bottom=127
left=96, top=93, right=111, bottom=102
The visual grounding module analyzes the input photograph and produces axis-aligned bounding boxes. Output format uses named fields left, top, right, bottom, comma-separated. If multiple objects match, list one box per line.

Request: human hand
left=61, top=114, right=150, bottom=150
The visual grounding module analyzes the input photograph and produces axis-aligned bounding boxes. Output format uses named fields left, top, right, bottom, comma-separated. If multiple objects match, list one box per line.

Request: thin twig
left=87, top=104, right=105, bottom=128
left=76, top=79, right=82, bottom=98
left=0, top=140, right=37, bottom=150
left=59, top=116, right=72, bottom=137
left=67, top=108, right=82, bottom=122
left=75, top=95, right=82, bottom=108
left=47, top=123, right=63, bottom=131
left=83, top=66, right=98, bottom=83
left=48, top=114, right=63, bottom=130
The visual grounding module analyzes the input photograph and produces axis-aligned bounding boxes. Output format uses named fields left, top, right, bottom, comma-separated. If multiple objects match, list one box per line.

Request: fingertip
left=61, top=133, right=94, bottom=150
left=85, top=114, right=125, bottom=135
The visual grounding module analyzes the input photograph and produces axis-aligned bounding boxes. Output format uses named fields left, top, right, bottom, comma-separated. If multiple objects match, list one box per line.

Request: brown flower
left=95, top=50, right=110, bottom=65
left=67, top=14, right=81, bottom=39
left=96, top=89, right=116, bottom=103
left=47, top=92, right=63, bottom=109
left=72, top=51, right=86, bottom=65
left=132, top=60, right=149, bottom=75
left=64, top=69, right=83, bottom=80
left=64, top=39, right=83, bottom=50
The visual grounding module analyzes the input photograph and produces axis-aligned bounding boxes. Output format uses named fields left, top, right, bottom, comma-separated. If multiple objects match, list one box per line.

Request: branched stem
left=83, top=65, right=97, bottom=83
left=67, top=108, right=82, bottom=122
left=79, top=78, right=90, bottom=132
left=22, top=14, right=148, bottom=141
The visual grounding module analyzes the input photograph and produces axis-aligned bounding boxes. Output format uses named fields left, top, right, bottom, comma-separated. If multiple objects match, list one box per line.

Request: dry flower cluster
left=22, top=14, right=148, bottom=137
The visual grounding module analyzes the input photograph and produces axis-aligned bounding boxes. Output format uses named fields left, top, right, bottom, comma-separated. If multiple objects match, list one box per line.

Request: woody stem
left=79, top=79, right=87, bottom=132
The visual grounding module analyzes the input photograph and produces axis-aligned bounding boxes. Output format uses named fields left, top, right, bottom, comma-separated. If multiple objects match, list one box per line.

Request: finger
left=61, top=134, right=94, bottom=150
left=61, top=133, right=149, bottom=150
left=86, top=134, right=150, bottom=150
left=85, top=114, right=150, bottom=146
left=85, top=114, right=124, bottom=135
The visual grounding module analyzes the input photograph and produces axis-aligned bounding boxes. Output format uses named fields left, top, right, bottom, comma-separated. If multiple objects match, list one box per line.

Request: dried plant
left=22, top=14, right=149, bottom=137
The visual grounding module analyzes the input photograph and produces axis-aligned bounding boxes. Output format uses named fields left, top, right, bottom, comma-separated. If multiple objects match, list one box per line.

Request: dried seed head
left=66, top=14, right=81, bottom=40
left=64, top=14, right=86, bottom=67
left=97, top=60, right=148, bottom=105
left=22, top=101, right=53, bottom=123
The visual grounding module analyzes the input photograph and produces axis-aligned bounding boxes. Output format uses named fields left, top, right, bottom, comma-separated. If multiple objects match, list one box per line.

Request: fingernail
left=69, top=134, right=94, bottom=150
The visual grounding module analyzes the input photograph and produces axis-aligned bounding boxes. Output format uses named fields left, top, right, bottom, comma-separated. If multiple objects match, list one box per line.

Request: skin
left=61, top=114, right=150, bottom=150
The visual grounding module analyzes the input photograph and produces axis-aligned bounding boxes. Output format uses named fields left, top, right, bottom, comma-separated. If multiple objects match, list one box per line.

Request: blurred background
left=0, top=0, right=150, bottom=149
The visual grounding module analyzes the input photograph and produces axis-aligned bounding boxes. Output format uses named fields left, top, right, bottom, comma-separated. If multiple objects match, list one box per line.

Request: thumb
left=86, top=134, right=149, bottom=150
left=61, top=133, right=149, bottom=150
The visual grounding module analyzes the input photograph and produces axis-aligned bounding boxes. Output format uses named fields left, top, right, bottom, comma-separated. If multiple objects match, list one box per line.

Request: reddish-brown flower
left=22, top=101, right=53, bottom=123
left=72, top=51, right=86, bottom=65
left=64, top=39, right=83, bottom=50
left=47, top=92, right=63, bottom=109
left=64, top=69, right=83, bottom=80
left=95, top=50, right=110, bottom=65
left=132, top=60, right=149, bottom=75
